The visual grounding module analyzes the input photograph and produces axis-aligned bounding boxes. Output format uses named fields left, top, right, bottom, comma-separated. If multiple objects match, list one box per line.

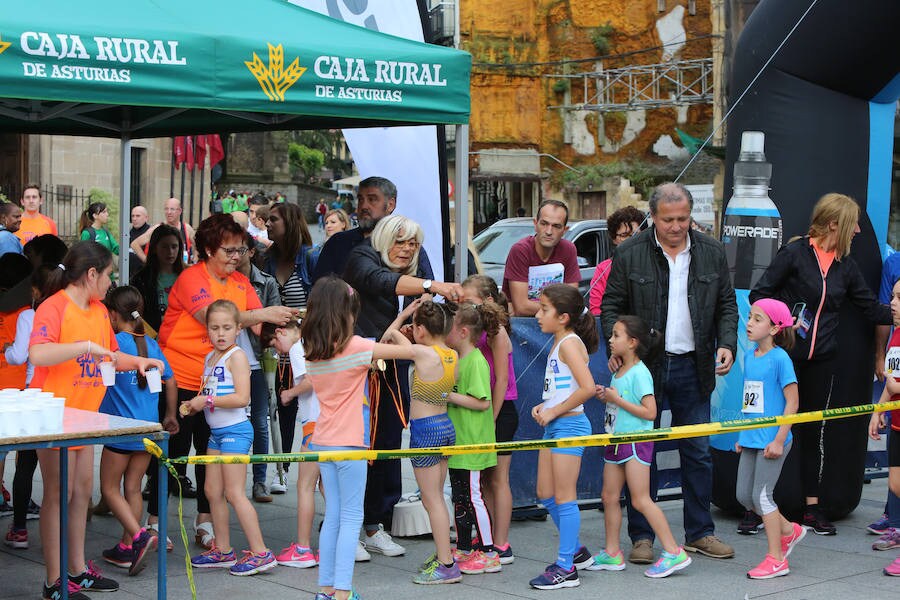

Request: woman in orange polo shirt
left=29, top=241, right=163, bottom=600
left=158, top=214, right=297, bottom=549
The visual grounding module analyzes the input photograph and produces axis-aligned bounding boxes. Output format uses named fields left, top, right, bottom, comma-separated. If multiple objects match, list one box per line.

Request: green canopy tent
left=0, top=0, right=471, bottom=279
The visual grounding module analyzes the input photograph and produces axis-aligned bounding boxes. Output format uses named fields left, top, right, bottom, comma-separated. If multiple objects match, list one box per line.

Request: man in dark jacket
left=601, top=182, right=738, bottom=564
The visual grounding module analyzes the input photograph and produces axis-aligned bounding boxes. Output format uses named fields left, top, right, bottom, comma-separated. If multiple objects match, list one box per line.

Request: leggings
left=167, top=387, right=211, bottom=513
left=449, top=468, right=493, bottom=552
left=12, top=449, right=38, bottom=529
left=792, top=357, right=836, bottom=499
left=736, top=441, right=792, bottom=516
left=311, top=444, right=367, bottom=591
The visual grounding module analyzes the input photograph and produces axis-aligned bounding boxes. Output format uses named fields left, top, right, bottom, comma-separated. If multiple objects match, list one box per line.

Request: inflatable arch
left=712, top=0, right=900, bottom=520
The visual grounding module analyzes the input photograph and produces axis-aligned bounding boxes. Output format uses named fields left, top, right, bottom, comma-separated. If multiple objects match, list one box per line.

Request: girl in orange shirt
left=29, top=241, right=163, bottom=600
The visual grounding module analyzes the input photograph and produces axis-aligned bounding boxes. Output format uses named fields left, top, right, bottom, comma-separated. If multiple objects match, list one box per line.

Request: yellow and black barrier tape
left=144, top=399, right=900, bottom=466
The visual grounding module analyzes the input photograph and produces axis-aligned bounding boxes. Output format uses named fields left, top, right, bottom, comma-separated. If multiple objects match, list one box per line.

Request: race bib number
left=604, top=404, right=618, bottom=434
left=885, top=347, right=900, bottom=377
left=742, top=380, right=764, bottom=414
left=542, top=359, right=559, bottom=401
left=201, top=376, right=218, bottom=398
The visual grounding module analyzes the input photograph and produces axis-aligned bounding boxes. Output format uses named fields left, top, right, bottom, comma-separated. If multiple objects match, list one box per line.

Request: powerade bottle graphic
left=711, top=131, right=782, bottom=454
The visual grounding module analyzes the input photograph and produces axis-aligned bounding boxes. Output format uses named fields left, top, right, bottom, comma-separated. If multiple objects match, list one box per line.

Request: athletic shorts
left=890, top=427, right=900, bottom=468
left=208, top=420, right=253, bottom=454
left=604, top=441, right=654, bottom=466
left=409, top=413, right=455, bottom=468
left=543, top=412, right=591, bottom=457
left=495, top=401, right=519, bottom=455
left=104, top=445, right=141, bottom=456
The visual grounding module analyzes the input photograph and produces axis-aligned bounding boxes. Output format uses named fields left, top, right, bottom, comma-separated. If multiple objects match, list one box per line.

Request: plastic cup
left=100, top=361, right=116, bottom=386
left=20, top=405, right=41, bottom=436
left=146, top=368, right=162, bottom=394
left=0, top=407, right=12, bottom=438
left=43, top=398, right=65, bottom=434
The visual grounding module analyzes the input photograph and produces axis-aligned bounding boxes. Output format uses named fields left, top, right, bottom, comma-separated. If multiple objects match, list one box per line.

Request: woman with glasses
left=262, top=202, right=315, bottom=492
left=158, top=214, right=298, bottom=548
left=589, top=206, right=646, bottom=316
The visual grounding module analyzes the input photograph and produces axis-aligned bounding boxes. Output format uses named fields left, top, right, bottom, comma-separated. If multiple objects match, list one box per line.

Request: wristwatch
left=422, top=279, right=433, bottom=293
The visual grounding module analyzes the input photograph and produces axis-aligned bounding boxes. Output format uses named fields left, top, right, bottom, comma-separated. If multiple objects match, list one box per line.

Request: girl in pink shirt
left=301, top=276, right=413, bottom=600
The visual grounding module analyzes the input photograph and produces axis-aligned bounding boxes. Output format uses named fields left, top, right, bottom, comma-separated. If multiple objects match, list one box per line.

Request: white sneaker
left=355, top=540, right=371, bottom=562
left=270, top=471, right=287, bottom=494
left=363, top=525, right=405, bottom=556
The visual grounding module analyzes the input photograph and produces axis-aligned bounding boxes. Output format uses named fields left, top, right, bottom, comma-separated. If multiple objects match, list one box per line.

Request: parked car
left=473, top=217, right=611, bottom=297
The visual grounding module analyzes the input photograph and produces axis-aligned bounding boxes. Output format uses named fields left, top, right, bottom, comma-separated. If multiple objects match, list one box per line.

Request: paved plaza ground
left=0, top=444, right=897, bottom=600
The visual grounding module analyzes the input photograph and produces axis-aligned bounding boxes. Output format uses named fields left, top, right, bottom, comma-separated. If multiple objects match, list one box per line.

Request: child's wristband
left=205, top=395, right=215, bottom=412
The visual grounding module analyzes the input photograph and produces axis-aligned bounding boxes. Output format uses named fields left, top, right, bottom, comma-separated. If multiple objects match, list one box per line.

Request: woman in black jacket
left=751, top=193, right=891, bottom=533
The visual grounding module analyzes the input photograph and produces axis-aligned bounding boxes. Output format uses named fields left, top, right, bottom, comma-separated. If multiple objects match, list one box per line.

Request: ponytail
left=43, top=241, right=113, bottom=300
left=617, top=315, right=663, bottom=363
left=461, top=274, right=511, bottom=334
left=540, top=284, right=599, bottom=353
left=79, top=201, right=106, bottom=235
left=104, top=286, right=148, bottom=389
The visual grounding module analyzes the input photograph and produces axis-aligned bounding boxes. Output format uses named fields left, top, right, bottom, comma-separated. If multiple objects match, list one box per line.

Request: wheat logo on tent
left=0, top=35, right=12, bottom=55
left=245, top=43, right=306, bottom=102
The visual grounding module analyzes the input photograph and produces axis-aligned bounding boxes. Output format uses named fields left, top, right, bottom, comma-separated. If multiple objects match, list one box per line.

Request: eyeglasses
left=614, top=232, right=632, bottom=241
left=393, top=239, right=420, bottom=249
left=220, top=246, right=249, bottom=256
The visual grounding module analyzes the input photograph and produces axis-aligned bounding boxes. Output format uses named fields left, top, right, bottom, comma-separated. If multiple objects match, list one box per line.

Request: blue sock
left=555, top=501, right=580, bottom=570
left=887, top=489, right=900, bottom=529
left=540, top=497, right=560, bottom=529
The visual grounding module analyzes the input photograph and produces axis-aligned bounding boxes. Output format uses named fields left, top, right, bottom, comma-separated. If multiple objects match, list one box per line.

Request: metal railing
left=0, top=183, right=90, bottom=242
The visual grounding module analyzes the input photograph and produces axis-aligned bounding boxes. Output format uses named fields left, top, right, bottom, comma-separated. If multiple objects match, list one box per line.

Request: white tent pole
left=454, top=124, right=469, bottom=283
left=119, top=135, right=132, bottom=283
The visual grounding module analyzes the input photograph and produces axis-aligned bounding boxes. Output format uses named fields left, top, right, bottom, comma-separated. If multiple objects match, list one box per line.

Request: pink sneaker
left=885, top=556, right=900, bottom=577
left=276, top=543, right=318, bottom=568
left=456, top=550, right=502, bottom=574
left=780, top=522, right=806, bottom=559
left=747, top=554, right=789, bottom=579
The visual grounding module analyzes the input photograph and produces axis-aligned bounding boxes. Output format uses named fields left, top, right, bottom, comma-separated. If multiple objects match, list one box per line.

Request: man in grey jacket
left=601, top=182, right=738, bottom=564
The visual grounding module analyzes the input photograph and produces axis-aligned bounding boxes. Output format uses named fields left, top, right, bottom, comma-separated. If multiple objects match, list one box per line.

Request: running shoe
left=737, top=510, right=764, bottom=535
left=573, top=545, right=594, bottom=569
left=70, top=561, right=120, bottom=592
left=1, top=483, right=8, bottom=503
left=0, top=499, right=12, bottom=517
left=363, top=525, right=405, bottom=556
left=355, top=540, right=371, bottom=562
left=872, top=528, right=900, bottom=551
left=314, top=594, right=335, bottom=600
left=269, top=471, right=288, bottom=494
left=802, top=507, right=836, bottom=535
left=781, top=522, right=807, bottom=559
left=42, top=578, right=89, bottom=600
left=276, top=543, right=318, bottom=568
left=747, top=554, right=789, bottom=579
left=644, top=548, right=691, bottom=578
left=129, top=528, right=157, bottom=576
left=229, top=549, right=277, bottom=576
left=102, top=543, right=134, bottom=569
left=495, top=542, right=515, bottom=565
left=529, top=563, right=580, bottom=590
left=885, top=556, right=900, bottom=577
left=586, top=550, right=626, bottom=571
left=191, top=547, right=237, bottom=569
left=867, top=514, right=890, bottom=535
left=412, top=560, right=462, bottom=584
left=457, top=550, right=501, bottom=574
left=4, top=525, right=28, bottom=549
left=26, top=499, right=41, bottom=520
left=252, top=482, right=273, bottom=503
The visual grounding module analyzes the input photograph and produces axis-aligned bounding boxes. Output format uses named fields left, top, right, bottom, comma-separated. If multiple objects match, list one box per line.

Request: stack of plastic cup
left=0, top=388, right=67, bottom=438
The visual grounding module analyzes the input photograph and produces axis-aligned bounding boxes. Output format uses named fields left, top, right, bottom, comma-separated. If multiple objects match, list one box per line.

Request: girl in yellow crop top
left=383, top=297, right=464, bottom=583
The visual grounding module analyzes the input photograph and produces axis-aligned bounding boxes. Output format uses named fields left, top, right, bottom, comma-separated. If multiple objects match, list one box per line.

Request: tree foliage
left=288, top=142, right=326, bottom=183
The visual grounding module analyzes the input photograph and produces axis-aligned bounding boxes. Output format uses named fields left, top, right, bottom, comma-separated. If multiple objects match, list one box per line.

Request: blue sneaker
left=70, top=561, right=119, bottom=592
left=572, top=545, right=593, bottom=569
left=867, top=514, right=890, bottom=535
left=229, top=550, right=277, bottom=576
left=644, top=548, right=691, bottom=578
left=529, top=563, right=580, bottom=590
left=191, top=547, right=236, bottom=568
left=129, top=528, right=157, bottom=576
left=102, top=543, right=134, bottom=569
left=314, top=594, right=335, bottom=600
left=586, top=550, right=626, bottom=571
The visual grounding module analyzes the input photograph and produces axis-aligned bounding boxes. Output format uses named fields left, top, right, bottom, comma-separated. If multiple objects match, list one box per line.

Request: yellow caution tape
left=144, top=399, right=900, bottom=466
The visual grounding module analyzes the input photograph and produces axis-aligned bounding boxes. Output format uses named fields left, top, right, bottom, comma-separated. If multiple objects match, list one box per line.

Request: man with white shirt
left=601, top=182, right=738, bottom=564
left=502, top=199, right=580, bottom=316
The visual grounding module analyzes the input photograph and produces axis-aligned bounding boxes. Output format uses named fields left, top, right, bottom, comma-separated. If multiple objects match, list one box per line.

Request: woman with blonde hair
left=750, top=192, right=891, bottom=535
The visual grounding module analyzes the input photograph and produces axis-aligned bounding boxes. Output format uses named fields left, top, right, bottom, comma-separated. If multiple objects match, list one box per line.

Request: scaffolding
left=548, top=58, right=714, bottom=112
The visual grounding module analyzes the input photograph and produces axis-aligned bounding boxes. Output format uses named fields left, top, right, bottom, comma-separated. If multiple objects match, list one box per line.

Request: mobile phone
left=792, top=302, right=811, bottom=339
left=791, top=302, right=807, bottom=321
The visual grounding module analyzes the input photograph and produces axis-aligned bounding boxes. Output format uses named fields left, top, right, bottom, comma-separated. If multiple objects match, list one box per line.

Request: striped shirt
left=541, top=332, right=585, bottom=412
left=306, top=336, right=374, bottom=447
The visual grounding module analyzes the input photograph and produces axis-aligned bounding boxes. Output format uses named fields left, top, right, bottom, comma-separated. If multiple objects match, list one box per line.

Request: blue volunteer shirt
left=738, top=345, right=797, bottom=449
